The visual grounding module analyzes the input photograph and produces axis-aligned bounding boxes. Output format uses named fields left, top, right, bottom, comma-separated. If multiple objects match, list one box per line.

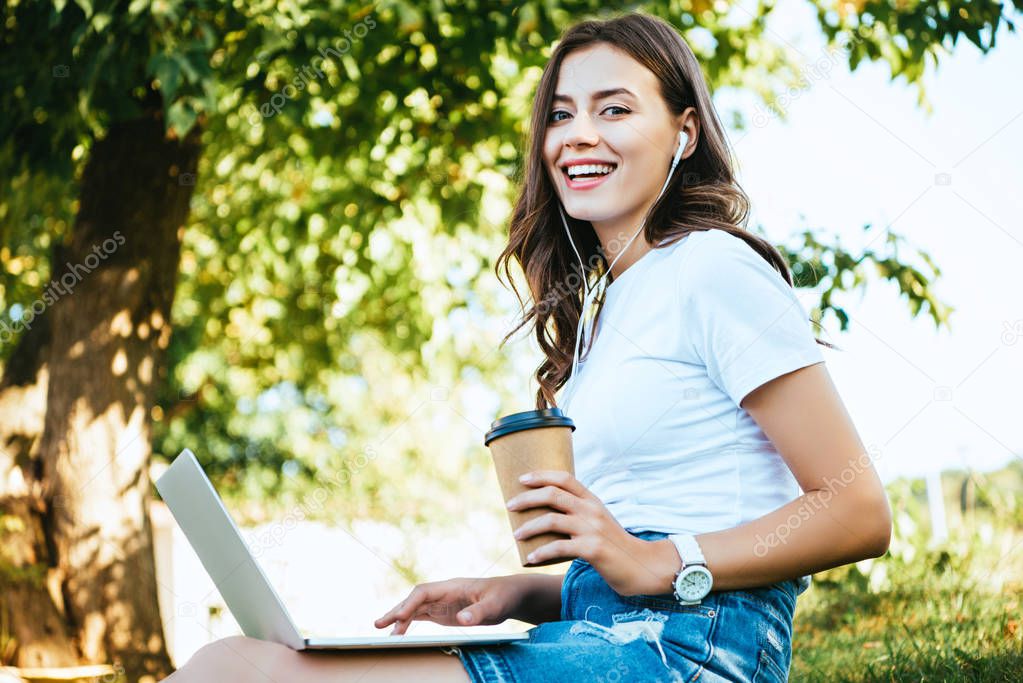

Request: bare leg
left=163, top=636, right=471, bottom=683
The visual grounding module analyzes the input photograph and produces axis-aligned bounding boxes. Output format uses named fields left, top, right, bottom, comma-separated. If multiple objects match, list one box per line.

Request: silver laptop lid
left=155, top=449, right=306, bottom=650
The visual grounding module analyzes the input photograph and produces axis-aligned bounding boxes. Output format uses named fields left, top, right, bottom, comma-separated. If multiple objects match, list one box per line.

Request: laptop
left=155, top=448, right=530, bottom=650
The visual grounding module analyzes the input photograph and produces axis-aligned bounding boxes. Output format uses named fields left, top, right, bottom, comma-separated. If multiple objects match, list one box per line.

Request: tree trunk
left=0, top=100, right=201, bottom=681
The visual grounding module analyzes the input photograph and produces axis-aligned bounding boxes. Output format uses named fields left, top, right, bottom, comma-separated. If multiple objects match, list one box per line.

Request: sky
left=718, top=2, right=1023, bottom=482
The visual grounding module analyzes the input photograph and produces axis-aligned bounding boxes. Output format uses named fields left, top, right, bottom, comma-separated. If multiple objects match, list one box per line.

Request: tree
left=1, top=0, right=1016, bottom=678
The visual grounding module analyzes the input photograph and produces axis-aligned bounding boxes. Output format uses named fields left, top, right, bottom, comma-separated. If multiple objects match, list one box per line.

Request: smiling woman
left=164, top=10, right=890, bottom=683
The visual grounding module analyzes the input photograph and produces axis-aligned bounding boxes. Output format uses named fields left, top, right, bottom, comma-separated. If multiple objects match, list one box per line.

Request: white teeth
left=566, top=163, right=616, bottom=179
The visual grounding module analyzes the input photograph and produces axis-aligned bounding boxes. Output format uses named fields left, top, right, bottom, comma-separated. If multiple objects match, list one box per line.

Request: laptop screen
left=155, top=449, right=306, bottom=649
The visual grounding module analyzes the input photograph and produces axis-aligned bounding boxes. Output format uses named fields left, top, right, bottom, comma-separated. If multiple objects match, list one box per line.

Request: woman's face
left=543, top=43, right=689, bottom=231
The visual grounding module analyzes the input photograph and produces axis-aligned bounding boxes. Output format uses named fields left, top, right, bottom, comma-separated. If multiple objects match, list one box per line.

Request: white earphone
left=557, top=129, right=690, bottom=408
left=676, top=130, right=688, bottom=159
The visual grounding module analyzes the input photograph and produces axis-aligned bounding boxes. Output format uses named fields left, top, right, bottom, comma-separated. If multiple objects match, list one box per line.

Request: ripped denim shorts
left=440, top=530, right=806, bottom=682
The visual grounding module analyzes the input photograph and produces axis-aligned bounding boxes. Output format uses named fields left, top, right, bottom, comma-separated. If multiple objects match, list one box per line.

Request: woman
left=167, top=11, right=891, bottom=682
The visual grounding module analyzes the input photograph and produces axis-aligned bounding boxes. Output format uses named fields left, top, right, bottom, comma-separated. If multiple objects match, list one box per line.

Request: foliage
left=2, top=0, right=1016, bottom=528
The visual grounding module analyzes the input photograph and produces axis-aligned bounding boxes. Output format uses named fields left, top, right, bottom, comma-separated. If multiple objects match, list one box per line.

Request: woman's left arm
left=632, top=361, right=893, bottom=594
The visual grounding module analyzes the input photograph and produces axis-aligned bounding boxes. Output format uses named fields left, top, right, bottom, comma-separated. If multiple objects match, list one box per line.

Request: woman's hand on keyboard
left=374, top=575, right=534, bottom=635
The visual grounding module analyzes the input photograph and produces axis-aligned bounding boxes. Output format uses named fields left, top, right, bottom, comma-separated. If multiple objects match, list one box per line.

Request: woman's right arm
left=513, top=572, right=564, bottom=625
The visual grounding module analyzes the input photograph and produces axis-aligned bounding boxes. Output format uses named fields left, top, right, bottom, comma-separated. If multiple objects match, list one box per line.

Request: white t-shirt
left=559, top=229, right=825, bottom=589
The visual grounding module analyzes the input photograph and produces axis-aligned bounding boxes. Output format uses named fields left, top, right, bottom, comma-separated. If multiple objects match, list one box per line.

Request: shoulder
left=677, top=229, right=781, bottom=286
left=689, top=228, right=761, bottom=259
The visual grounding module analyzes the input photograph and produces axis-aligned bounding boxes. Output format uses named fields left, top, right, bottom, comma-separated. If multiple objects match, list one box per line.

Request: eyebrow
left=551, top=87, right=637, bottom=105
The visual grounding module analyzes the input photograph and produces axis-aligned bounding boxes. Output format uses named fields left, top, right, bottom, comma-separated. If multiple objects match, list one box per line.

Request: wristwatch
left=668, top=533, right=713, bottom=605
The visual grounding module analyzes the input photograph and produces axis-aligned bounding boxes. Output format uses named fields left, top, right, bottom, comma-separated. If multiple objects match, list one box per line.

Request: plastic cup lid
left=484, top=407, right=575, bottom=446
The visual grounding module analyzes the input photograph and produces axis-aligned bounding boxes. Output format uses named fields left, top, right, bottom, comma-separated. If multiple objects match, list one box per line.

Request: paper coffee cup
left=484, top=408, right=576, bottom=567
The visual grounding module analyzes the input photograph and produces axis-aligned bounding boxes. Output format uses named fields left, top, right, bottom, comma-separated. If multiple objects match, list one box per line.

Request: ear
left=676, top=106, right=700, bottom=159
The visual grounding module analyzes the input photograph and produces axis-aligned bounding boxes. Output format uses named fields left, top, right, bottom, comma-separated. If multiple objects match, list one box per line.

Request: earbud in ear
left=669, top=130, right=688, bottom=173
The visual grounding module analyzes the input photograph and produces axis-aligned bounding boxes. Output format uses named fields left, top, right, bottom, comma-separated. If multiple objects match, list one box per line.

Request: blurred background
left=1, top=1, right=1021, bottom=681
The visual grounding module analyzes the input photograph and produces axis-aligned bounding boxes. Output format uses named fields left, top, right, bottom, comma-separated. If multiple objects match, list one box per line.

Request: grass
left=790, top=467, right=1023, bottom=681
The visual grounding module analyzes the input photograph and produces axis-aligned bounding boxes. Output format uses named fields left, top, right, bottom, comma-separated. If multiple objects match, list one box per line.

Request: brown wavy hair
left=495, top=11, right=835, bottom=410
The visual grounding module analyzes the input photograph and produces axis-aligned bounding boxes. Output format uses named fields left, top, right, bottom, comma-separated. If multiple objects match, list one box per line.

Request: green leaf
left=73, top=0, right=93, bottom=18
left=149, top=53, right=182, bottom=103
left=172, top=51, right=201, bottom=83
left=128, top=0, right=149, bottom=16
left=91, top=11, right=111, bottom=32
left=166, top=98, right=198, bottom=137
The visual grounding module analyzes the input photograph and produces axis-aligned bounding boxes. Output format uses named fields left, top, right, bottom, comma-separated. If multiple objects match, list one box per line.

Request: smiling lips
left=561, top=160, right=618, bottom=190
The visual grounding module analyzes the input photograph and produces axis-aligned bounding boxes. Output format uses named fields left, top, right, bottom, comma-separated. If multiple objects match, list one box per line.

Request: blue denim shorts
left=441, top=530, right=804, bottom=682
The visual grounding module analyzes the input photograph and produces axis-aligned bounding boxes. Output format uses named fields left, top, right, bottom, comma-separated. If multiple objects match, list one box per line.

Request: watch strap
left=669, top=533, right=706, bottom=566
left=669, top=534, right=710, bottom=605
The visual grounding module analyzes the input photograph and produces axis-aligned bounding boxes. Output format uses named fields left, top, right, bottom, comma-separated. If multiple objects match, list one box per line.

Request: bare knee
left=171, top=635, right=295, bottom=682
left=164, top=637, right=470, bottom=683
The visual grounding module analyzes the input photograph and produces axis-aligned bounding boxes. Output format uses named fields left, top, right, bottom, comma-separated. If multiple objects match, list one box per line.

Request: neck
left=591, top=200, right=657, bottom=279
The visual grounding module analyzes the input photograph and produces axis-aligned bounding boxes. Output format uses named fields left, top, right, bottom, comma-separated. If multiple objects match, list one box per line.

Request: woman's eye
left=548, top=106, right=629, bottom=123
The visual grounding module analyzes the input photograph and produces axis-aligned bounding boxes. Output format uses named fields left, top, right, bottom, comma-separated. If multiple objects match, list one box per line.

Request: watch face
left=676, top=567, right=712, bottom=601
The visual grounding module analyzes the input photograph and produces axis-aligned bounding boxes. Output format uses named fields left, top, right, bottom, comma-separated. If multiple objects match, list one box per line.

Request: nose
left=562, top=111, right=600, bottom=149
